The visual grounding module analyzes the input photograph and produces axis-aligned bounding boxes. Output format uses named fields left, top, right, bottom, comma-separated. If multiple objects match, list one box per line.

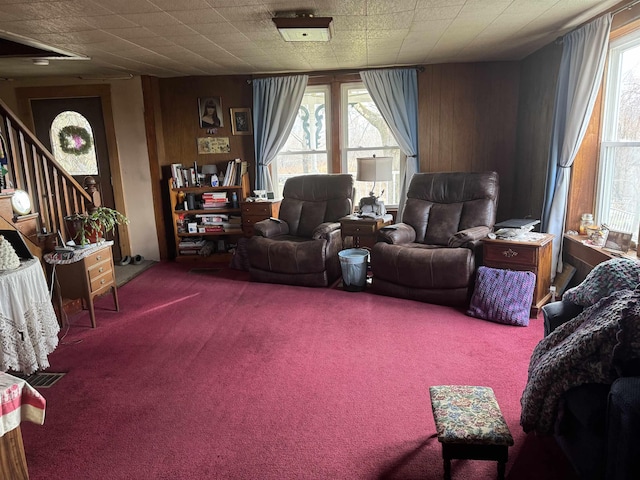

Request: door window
left=50, top=111, right=98, bottom=175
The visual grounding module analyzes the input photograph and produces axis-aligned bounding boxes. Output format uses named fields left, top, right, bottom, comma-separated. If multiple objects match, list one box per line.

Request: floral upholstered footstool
left=429, top=385, right=513, bottom=480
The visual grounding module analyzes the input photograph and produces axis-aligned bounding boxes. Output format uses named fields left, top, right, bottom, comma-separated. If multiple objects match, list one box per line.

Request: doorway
left=17, top=85, right=127, bottom=261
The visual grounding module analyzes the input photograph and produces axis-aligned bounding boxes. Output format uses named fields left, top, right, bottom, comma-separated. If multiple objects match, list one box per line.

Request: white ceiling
left=0, top=0, right=623, bottom=79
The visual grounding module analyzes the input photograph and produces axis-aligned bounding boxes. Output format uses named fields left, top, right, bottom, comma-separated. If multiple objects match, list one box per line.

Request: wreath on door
left=58, top=125, right=93, bottom=155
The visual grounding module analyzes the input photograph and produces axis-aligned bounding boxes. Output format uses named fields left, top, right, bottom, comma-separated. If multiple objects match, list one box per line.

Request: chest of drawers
left=55, top=244, right=119, bottom=328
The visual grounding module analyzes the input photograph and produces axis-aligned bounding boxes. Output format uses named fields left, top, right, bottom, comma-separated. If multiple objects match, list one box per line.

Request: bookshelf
left=168, top=175, right=250, bottom=262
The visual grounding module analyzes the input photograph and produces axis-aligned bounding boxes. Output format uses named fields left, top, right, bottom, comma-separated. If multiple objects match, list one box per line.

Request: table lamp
left=356, top=155, right=392, bottom=215
left=202, top=164, right=219, bottom=186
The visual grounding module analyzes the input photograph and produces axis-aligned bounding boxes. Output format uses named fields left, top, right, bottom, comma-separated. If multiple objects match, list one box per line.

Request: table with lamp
left=340, top=155, right=394, bottom=249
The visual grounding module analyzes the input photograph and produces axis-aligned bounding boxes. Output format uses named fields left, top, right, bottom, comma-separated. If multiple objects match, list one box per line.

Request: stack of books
left=196, top=213, right=227, bottom=233
left=178, top=237, right=207, bottom=255
left=202, top=192, right=228, bottom=209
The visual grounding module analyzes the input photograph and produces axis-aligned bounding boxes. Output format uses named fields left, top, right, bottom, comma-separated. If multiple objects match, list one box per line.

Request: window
left=271, top=82, right=402, bottom=207
left=342, top=83, right=400, bottom=207
left=50, top=111, right=98, bottom=176
left=596, top=29, right=640, bottom=242
left=271, top=85, right=330, bottom=199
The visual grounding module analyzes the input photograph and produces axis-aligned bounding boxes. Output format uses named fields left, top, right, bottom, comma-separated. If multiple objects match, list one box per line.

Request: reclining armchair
left=247, top=174, right=353, bottom=287
left=371, top=171, right=499, bottom=306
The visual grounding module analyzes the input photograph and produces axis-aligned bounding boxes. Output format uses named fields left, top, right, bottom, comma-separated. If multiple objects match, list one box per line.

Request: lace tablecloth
left=0, top=259, right=60, bottom=374
left=0, top=372, right=46, bottom=436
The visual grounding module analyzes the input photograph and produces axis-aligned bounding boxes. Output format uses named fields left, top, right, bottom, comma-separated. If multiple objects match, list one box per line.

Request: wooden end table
left=482, top=233, right=554, bottom=317
left=339, top=214, right=393, bottom=249
left=240, top=200, right=281, bottom=237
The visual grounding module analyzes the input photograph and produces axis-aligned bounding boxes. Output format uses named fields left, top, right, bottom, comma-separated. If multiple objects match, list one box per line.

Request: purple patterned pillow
left=467, top=266, right=536, bottom=326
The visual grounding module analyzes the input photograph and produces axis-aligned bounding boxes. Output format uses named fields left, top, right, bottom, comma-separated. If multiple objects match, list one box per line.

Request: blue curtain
left=253, top=75, right=308, bottom=190
left=541, top=14, right=611, bottom=277
left=360, top=68, right=418, bottom=221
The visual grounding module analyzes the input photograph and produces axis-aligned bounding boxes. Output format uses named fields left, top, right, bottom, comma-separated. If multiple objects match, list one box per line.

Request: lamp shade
left=356, top=156, right=392, bottom=182
left=202, top=164, right=218, bottom=175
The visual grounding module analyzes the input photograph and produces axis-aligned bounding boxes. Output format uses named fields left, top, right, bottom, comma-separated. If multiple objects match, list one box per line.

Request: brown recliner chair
left=247, top=174, right=353, bottom=287
left=371, top=171, right=499, bottom=306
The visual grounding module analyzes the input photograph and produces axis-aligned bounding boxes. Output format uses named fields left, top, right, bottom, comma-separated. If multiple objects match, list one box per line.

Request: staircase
left=0, top=98, right=95, bottom=257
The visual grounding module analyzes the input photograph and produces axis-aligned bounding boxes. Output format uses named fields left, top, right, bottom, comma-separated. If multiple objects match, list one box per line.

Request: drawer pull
left=99, top=267, right=104, bottom=273
left=100, top=279, right=106, bottom=285
left=96, top=255, right=102, bottom=260
left=502, top=248, right=518, bottom=258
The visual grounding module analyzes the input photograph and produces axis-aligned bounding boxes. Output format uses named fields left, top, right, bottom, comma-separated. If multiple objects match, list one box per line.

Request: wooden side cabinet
left=339, top=215, right=393, bottom=249
left=482, top=233, right=554, bottom=317
left=55, top=244, right=119, bottom=328
left=241, top=200, right=281, bottom=236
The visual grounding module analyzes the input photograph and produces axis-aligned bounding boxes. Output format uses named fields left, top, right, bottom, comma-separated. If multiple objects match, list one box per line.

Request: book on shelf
left=179, top=249, right=200, bottom=255
left=202, top=203, right=230, bottom=209
left=181, top=169, right=191, bottom=187
left=221, top=160, right=233, bottom=186
left=196, top=213, right=229, bottom=222
left=202, top=192, right=228, bottom=199
left=179, top=238, right=207, bottom=248
left=234, top=159, right=242, bottom=186
left=198, top=225, right=224, bottom=233
left=200, top=220, right=229, bottom=226
left=239, top=160, right=248, bottom=181
left=171, top=163, right=184, bottom=188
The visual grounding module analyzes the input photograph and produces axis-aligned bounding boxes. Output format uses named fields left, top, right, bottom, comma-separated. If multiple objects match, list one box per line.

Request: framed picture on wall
left=230, top=107, right=253, bottom=135
left=198, top=97, right=223, bottom=128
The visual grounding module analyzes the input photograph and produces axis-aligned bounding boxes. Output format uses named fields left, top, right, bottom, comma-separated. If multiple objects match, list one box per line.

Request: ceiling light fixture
left=273, top=13, right=333, bottom=42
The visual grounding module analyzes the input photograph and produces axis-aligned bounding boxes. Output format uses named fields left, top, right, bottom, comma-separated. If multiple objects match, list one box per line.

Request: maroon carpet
left=21, top=262, right=576, bottom=480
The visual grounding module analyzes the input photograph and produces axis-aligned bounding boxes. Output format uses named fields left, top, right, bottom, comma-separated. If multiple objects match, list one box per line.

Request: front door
left=30, top=97, right=121, bottom=260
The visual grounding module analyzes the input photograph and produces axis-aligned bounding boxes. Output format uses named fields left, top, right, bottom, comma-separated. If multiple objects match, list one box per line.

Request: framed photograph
left=230, top=107, right=253, bottom=135
left=198, top=97, right=223, bottom=128
left=604, top=229, right=632, bottom=253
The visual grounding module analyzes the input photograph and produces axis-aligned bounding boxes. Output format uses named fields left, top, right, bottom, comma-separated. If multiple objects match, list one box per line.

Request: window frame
left=269, top=78, right=403, bottom=209
left=270, top=84, right=332, bottom=198
left=594, top=27, right=640, bottom=241
left=340, top=82, right=401, bottom=208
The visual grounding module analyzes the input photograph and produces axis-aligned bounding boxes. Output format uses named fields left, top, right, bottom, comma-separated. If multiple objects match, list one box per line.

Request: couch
left=370, top=171, right=499, bottom=306
left=523, top=258, right=640, bottom=480
left=247, top=174, right=353, bottom=287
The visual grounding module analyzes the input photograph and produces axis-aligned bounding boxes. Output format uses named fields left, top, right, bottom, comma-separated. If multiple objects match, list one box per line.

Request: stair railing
left=0, top=97, right=94, bottom=239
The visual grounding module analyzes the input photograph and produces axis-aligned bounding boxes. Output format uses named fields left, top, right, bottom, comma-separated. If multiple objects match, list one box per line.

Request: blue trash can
left=338, top=248, right=369, bottom=292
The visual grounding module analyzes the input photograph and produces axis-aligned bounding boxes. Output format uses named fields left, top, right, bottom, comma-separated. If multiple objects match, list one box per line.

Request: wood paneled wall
left=157, top=75, right=255, bottom=186
left=418, top=63, right=520, bottom=222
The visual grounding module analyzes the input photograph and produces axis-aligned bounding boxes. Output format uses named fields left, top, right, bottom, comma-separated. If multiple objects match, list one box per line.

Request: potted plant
left=64, top=206, right=129, bottom=246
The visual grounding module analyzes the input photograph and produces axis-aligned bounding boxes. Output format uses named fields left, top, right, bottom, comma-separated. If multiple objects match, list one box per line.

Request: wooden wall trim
left=141, top=75, right=169, bottom=260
